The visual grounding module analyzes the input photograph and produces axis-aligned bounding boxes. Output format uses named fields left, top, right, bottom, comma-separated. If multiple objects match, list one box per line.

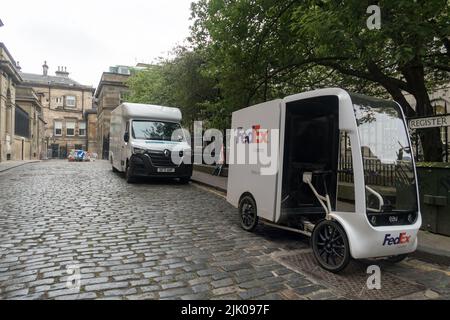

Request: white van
left=109, top=103, right=192, bottom=183
left=227, top=88, right=421, bottom=272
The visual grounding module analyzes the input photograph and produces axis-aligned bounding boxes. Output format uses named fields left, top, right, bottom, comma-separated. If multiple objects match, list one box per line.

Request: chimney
left=42, top=61, right=48, bottom=76
left=55, top=65, right=69, bottom=78
left=16, top=61, right=21, bottom=71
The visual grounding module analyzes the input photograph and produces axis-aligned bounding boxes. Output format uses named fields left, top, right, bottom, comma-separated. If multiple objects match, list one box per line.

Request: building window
left=65, top=96, right=76, bottom=108
left=54, top=121, right=62, bottom=136
left=118, top=66, right=131, bottom=75
left=15, top=106, right=30, bottom=138
left=55, top=97, right=63, bottom=106
left=66, top=121, right=75, bottom=136
left=79, top=122, right=86, bottom=136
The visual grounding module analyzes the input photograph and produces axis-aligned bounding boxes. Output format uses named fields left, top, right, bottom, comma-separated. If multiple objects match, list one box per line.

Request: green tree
left=126, top=49, right=221, bottom=130
left=190, top=0, right=450, bottom=161
left=126, top=64, right=175, bottom=106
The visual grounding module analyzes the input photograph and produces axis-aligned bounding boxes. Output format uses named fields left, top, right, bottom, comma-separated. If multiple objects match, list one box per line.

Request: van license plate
left=157, top=168, right=175, bottom=173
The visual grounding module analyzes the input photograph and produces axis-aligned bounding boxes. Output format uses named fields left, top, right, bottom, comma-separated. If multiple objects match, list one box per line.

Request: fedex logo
left=236, top=125, right=269, bottom=144
left=383, top=232, right=411, bottom=246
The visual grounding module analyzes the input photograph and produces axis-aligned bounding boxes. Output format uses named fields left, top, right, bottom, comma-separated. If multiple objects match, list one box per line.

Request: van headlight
left=133, top=147, right=146, bottom=154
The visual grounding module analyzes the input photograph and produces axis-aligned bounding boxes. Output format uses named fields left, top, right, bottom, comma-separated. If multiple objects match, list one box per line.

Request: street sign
left=408, top=115, right=450, bottom=129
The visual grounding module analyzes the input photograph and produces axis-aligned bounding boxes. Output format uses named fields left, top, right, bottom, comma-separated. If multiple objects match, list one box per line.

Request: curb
left=417, top=243, right=450, bottom=259
left=412, top=249, right=450, bottom=266
left=0, top=160, right=41, bottom=173
left=190, top=177, right=227, bottom=194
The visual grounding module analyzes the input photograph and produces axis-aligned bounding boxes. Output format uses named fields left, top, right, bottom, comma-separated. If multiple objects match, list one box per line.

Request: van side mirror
left=124, top=132, right=129, bottom=143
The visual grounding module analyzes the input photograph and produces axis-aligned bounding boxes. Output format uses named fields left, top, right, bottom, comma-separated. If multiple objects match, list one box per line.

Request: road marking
left=191, top=182, right=226, bottom=199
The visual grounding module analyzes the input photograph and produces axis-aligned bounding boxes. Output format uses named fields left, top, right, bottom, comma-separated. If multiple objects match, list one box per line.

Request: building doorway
left=51, top=144, right=59, bottom=158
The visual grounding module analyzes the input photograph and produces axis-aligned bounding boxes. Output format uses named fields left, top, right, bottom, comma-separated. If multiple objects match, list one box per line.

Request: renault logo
left=163, top=149, right=170, bottom=157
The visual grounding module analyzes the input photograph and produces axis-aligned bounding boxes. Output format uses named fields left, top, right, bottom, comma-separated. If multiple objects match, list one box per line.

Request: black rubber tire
left=179, top=177, right=190, bottom=184
left=112, top=165, right=119, bottom=173
left=238, top=195, right=258, bottom=232
left=311, top=219, right=351, bottom=273
left=386, top=254, right=408, bottom=263
left=125, top=164, right=135, bottom=183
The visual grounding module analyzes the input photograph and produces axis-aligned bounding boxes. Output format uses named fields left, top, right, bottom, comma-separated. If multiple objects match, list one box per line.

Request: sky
left=0, top=0, right=194, bottom=87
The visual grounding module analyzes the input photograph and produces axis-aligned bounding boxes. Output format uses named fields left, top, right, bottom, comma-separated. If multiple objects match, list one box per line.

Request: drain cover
left=278, top=251, right=425, bottom=300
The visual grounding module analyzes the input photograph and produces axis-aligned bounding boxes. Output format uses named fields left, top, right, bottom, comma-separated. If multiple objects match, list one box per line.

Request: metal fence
left=339, top=158, right=396, bottom=187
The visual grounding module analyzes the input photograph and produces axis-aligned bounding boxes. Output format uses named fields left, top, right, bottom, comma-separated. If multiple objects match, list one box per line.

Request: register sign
left=409, top=115, right=450, bottom=129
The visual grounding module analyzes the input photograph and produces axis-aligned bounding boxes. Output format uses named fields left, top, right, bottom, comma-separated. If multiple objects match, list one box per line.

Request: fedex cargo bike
left=227, top=88, right=421, bottom=272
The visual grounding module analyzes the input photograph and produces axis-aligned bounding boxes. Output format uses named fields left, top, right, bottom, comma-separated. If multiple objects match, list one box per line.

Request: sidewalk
left=0, top=160, right=41, bottom=173
left=191, top=169, right=450, bottom=264
left=191, top=170, right=227, bottom=192
left=416, top=230, right=450, bottom=263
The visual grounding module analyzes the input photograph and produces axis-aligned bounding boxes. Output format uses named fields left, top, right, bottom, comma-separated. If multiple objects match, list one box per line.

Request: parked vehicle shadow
left=111, top=171, right=190, bottom=186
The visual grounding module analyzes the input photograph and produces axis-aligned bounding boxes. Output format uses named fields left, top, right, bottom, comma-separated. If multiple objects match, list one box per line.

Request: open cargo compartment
left=279, top=96, right=340, bottom=226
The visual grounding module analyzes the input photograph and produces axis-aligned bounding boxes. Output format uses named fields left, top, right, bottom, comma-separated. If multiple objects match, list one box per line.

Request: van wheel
left=112, top=165, right=118, bottom=173
left=238, top=195, right=258, bottom=232
left=312, top=220, right=350, bottom=273
left=125, top=164, right=135, bottom=183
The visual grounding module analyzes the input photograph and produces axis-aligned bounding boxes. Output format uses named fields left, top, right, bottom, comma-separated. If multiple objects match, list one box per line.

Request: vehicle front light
left=133, top=147, right=146, bottom=154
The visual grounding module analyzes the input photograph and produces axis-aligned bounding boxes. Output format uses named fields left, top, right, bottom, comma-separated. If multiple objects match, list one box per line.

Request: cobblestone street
left=1, top=160, right=449, bottom=300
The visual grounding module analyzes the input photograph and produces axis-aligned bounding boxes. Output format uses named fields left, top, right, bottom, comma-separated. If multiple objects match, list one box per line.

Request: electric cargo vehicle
left=226, top=88, right=421, bottom=272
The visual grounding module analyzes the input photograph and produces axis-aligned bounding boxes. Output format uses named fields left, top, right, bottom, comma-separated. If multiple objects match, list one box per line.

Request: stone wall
left=95, top=72, right=129, bottom=159
left=86, top=112, right=98, bottom=154
left=15, top=86, right=47, bottom=160
left=0, top=44, right=20, bottom=162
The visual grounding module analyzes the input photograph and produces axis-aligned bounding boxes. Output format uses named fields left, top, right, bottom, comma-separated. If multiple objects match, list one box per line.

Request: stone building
left=20, top=62, right=96, bottom=158
left=84, top=108, right=98, bottom=155
left=0, top=43, right=22, bottom=161
left=94, top=66, right=131, bottom=159
left=15, top=86, right=47, bottom=160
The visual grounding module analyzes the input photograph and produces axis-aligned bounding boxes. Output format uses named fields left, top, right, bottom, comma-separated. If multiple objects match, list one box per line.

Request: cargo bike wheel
left=238, top=195, right=259, bottom=232
left=312, top=220, right=351, bottom=273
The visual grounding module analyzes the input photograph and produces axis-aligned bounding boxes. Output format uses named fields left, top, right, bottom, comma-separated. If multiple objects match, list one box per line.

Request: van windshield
left=132, top=120, right=183, bottom=141
left=351, top=94, right=418, bottom=215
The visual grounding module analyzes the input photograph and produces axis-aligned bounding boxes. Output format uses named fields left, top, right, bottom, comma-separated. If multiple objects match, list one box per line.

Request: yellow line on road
left=403, top=259, right=450, bottom=276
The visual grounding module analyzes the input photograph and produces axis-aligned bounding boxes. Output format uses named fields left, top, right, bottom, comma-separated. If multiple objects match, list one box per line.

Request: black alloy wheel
left=238, top=195, right=258, bottom=231
left=312, top=219, right=351, bottom=273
